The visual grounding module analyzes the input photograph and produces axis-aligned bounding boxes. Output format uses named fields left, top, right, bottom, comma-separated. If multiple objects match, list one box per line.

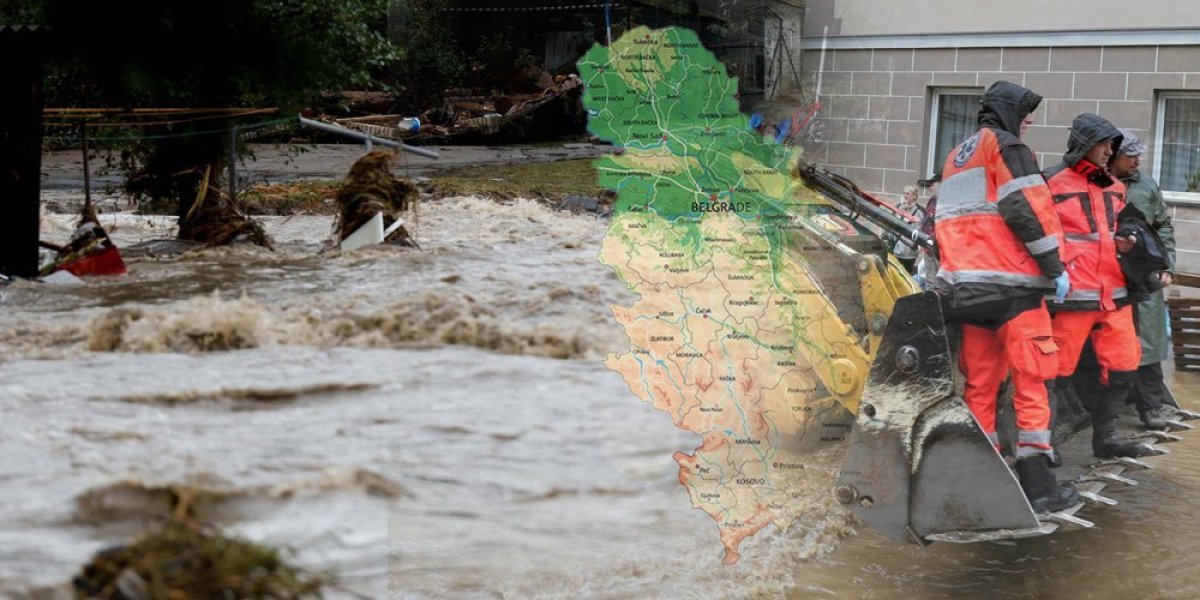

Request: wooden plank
left=1173, top=332, right=1200, bottom=344
left=1173, top=272, right=1200, bottom=288
left=1167, top=298, right=1200, bottom=308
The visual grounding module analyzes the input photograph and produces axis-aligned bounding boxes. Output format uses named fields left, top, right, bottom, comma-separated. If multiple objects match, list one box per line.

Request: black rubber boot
left=1015, top=454, right=1080, bottom=514
left=1091, top=381, right=1154, bottom=459
left=1139, top=407, right=1168, bottom=431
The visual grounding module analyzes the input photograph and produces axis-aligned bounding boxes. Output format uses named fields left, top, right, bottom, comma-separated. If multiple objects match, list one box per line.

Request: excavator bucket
left=835, top=292, right=1045, bottom=543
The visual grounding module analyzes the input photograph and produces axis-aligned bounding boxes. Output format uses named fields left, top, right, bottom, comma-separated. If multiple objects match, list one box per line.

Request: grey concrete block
left=1128, top=73, right=1186, bottom=101
left=1003, top=48, right=1050, bottom=72
left=1098, top=101, right=1153, bottom=131
left=957, top=48, right=1002, bottom=72
left=1073, top=72, right=1129, bottom=101
left=892, top=71, right=933, bottom=97
left=869, top=96, right=909, bottom=120
left=866, top=143, right=908, bottom=169
left=915, top=48, right=956, bottom=72
left=1024, top=72, right=1075, bottom=100
left=1045, top=99, right=1100, bottom=126
left=827, top=141, right=867, bottom=166
left=1102, top=46, right=1157, bottom=73
left=1157, top=46, right=1200, bottom=72
left=846, top=119, right=888, bottom=144
left=873, top=49, right=914, bottom=72
left=853, top=71, right=891, bottom=96
left=834, top=49, right=872, bottom=72
left=1050, top=47, right=1102, bottom=72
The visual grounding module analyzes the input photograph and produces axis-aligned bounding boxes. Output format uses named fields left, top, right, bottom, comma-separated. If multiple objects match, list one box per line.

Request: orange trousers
left=959, top=303, right=1058, bottom=459
left=1051, top=305, right=1140, bottom=382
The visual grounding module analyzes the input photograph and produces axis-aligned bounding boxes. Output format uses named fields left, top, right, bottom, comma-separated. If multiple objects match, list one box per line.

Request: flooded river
left=2, top=193, right=1199, bottom=599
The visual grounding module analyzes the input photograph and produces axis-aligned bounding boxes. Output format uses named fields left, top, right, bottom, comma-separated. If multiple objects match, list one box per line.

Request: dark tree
left=7, top=0, right=397, bottom=244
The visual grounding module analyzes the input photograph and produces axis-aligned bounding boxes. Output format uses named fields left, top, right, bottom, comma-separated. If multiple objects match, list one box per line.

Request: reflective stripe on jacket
left=934, top=127, right=1064, bottom=307
left=1045, top=161, right=1128, bottom=311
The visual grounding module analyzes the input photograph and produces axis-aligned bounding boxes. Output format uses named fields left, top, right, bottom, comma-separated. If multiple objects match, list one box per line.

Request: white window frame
left=1153, top=91, right=1200, bottom=206
left=926, top=87, right=984, bottom=179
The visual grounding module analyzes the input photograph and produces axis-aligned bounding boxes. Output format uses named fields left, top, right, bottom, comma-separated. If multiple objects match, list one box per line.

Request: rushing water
left=3, top=195, right=1199, bottom=599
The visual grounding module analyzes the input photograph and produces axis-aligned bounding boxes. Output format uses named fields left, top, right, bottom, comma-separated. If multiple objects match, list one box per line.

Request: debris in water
left=334, top=150, right=419, bottom=249
left=72, top=522, right=327, bottom=599
left=178, top=164, right=273, bottom=248
left=40, top=203, right=128, bottom=277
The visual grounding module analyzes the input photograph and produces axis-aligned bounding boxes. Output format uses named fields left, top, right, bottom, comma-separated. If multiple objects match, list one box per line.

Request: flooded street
left=3, top=188, right=1200, bottom=599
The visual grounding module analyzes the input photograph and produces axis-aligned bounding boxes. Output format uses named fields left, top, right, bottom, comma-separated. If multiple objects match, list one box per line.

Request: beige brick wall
left=799, top=44, right=1200, bottom=271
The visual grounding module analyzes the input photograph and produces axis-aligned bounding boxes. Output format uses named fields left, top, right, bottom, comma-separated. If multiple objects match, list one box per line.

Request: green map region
left=581, top=27, right=867, bottom=564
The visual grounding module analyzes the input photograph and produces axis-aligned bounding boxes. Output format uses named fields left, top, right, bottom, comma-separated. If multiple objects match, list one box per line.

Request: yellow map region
left=601, top=210, right=860, bottom=564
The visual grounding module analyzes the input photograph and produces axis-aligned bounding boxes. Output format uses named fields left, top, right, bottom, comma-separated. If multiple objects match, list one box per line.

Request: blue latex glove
left=1053, top=271, right=1070, bottom=302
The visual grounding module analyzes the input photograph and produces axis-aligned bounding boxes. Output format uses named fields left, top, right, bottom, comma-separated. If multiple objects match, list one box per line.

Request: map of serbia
left=580, top=27, right=866, bottom=564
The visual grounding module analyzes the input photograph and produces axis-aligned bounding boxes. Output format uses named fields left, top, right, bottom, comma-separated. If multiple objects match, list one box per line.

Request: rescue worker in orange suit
left=1043, top=114, right=1153, bottom=459
left=933, top=81, right=1078, bottom=513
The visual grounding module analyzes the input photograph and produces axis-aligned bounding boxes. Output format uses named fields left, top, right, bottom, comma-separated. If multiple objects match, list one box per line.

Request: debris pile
left=73, top=523, right=327, bottom=599
left=178, top=164, right=271, bottom=248
left=333, top=73, right=584, bottom=141
left=334, top=150, right=419, bottom=248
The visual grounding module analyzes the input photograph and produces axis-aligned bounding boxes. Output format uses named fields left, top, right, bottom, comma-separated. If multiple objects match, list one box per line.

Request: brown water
left=3, top=196, right=1199, bottom=599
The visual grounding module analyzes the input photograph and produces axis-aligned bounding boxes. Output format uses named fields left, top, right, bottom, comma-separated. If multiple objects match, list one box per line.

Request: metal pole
left=815, top=25, right=829, bottom=100
left=82, top=124, right=92, bottom=211
left=228, top=125, right=237, bottom=203
left=297, top=116, right=440, bottom=159
left=605, top=0, right=612, bottom=45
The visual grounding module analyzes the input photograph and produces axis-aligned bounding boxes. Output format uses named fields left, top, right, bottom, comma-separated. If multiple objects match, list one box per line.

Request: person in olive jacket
left=1108, top=129, right=1177, bottom=430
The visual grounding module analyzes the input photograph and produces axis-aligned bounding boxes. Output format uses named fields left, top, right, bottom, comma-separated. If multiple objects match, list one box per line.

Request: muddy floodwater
left=3, top=192, right=1200, bottom=599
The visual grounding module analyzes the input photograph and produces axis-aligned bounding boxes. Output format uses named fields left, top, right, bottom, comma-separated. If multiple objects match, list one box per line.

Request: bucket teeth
left=1079, top=471, right=1138, bottom=487
left=1131, top=430, right=1183, bottom=444
left=1164, top=419, right=1194, bottom=432
left=1077, top=490, right=1118, bottom=507
left=1171, top=408, right=1200, bottom=421
left=1040, top=508, right=1093, bottom=530
left=1096, top=456, right=1154, bottom=470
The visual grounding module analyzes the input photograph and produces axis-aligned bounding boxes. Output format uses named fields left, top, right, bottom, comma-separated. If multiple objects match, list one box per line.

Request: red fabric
left=1045, top=164, right=1127, bottom=310
left=61, top=245, right=127, bottom=277
left=1052, top=305, right=1141, bottom=379
left=959, top=303, right=1056, bottom=437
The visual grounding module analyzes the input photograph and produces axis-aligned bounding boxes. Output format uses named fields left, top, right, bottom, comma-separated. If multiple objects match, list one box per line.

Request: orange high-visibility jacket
left=1044, top=161, right=1129, bottom=311
left=935, top=127, right=1065, bottom=307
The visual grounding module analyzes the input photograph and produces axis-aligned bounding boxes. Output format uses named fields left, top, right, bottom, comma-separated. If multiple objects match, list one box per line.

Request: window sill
left=1164, top=191, right=1200, bottom=207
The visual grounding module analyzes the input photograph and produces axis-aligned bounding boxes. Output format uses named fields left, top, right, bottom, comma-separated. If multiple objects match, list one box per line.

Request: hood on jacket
left=978, top=81, right=1042, bottom=136
left=1063, top=113, right=1123, bottom=168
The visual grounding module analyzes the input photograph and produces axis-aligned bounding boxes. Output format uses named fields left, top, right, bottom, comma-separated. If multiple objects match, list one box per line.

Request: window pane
left=1160, top=96, right=1200, bottom=193
left=933, top=94, right=982, bottom=175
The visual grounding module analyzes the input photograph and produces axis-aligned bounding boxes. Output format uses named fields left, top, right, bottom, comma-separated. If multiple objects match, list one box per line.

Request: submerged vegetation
left=73, top=523, right=328, bottom=599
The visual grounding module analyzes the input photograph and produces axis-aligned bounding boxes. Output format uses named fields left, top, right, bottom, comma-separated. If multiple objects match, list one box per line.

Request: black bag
left=1115, top=203, right=1169, bottom=300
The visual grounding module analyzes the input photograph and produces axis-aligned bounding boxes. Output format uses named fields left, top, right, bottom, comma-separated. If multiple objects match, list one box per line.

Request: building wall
left=803, top=0, right=1200, bottom=36
left=798, top=43, right=1200, bottom=272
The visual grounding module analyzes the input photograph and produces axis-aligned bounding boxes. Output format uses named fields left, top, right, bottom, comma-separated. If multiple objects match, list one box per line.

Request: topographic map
left=580, top=27, right=868, bottom=564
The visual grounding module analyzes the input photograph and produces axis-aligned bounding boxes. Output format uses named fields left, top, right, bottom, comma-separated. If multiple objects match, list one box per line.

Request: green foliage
left=30, top=0, right=399, bottom=228
left=44, top=0, right=397, bottom=111
left=0, top=0, right=44, bottom=24
left=397, top=0, right=464, bottom=103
